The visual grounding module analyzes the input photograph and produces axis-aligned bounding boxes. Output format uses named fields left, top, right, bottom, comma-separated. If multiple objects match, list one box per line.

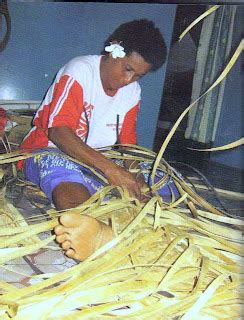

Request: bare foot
left=54, top=213, right=114, bottom=261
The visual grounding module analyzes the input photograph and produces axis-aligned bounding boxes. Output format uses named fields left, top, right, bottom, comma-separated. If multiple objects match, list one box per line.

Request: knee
left=52, top=182, right=91, bottom=211
left=52, top=189, right=70, bottom=211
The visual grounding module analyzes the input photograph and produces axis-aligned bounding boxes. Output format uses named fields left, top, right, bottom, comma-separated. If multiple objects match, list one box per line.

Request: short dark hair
left=102, top=19, right=167, bottom=71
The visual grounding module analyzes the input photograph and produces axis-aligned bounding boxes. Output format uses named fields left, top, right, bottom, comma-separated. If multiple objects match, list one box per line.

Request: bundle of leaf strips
left=0, top=146, right=243, bottom=320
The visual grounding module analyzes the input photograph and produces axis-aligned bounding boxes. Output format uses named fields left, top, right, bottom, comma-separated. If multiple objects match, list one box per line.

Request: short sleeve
left=119, top=101, right=140, bottom=144
left=48, top=75, right=84, bottom=129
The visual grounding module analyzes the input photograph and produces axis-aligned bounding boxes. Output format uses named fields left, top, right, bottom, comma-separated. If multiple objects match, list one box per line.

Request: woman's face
left=101, top=51, right=152, bottom=92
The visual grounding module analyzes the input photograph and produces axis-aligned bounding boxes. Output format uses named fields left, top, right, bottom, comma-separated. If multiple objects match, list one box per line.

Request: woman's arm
left=49, top=126, right=145, bottom=200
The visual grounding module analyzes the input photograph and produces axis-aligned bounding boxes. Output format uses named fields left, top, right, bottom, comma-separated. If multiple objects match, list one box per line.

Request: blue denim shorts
left=24, top=148, right=180, bottom=202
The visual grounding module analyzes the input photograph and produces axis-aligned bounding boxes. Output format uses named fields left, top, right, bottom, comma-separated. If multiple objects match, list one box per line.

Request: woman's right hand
left=104, top=164, right=148, bottom=201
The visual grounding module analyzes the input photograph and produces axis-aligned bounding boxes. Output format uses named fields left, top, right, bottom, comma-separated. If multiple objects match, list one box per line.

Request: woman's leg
left=24, top=150, right=113, bottom=261
left=52, top=181, right=113, bottom=261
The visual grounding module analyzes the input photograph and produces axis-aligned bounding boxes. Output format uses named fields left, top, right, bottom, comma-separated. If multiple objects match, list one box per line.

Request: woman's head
left=100, top=51, right=152, bottom=92
left=102, top=19, right=167, bottom=72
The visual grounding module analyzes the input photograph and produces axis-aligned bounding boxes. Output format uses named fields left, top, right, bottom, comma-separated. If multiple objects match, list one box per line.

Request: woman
left=20, top=19, right=168, bottom=261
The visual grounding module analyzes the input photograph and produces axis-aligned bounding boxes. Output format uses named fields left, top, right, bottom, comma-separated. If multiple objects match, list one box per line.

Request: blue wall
left=210, top=6, right=244, bottom=169
left=0, top=2, right=176, bottom=149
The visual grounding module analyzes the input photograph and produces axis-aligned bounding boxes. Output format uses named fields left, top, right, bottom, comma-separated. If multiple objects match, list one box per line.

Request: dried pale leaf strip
left=0, top=236, right=55, bottom=264
left=179, top=5, right=221, bottom=41
left=188, top=137, right=244, bottom=152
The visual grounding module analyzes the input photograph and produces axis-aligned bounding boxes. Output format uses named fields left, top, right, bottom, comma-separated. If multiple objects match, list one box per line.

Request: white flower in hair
left=104, top=42, right=126, bottom=59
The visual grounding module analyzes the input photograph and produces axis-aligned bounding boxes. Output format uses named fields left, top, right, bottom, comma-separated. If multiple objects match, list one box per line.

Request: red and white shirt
left=21, top=55, right=141, bottom=151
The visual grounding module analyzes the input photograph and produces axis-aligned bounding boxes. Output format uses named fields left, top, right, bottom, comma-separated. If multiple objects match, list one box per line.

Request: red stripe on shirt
left=119, top=102, right=140, bottom=145
left=21, top=76, right=84, bottom=150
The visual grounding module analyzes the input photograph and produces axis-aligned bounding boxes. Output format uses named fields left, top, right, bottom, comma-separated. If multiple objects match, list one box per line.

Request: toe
left=55, top=234, right=67, bottom=244
left=65, top=248, right=76, bottom=259
left=54, top=225, right=66, bottom=236
left=60, top=212, right=83, bottom=228
left=66, top=248, right=86, bottom=261
left=61, top=240, right=72, bottom=250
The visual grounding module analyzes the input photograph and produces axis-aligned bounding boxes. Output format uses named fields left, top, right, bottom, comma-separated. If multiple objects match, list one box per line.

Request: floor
left=153, top=130, right=244, bottom=195
left=155, top=132, right=243, bottom=217
left=170, top=160, right=244, bottom=218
